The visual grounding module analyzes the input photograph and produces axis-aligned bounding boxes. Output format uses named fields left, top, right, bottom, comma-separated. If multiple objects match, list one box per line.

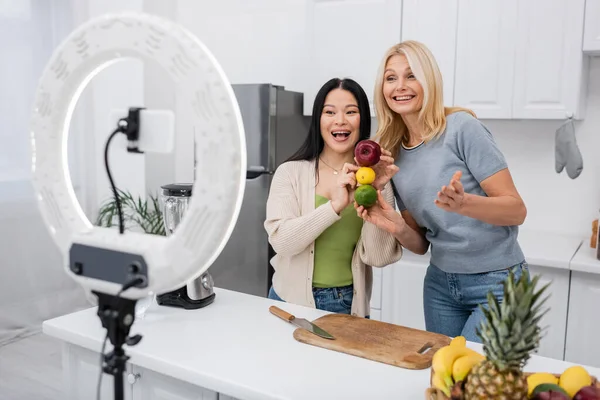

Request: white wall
left=484, top=56, right=600, bottom=238
left=78, top=0, right=191, bottom=221
left=82, top=0, right=146, bottom=221
left=0, top=0, right=91, bottom=345
left=76, top=2, right=600, bottom=239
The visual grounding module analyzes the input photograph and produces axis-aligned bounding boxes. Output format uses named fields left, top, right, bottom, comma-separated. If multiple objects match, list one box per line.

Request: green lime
left=354, top=184, right=377, bottom=207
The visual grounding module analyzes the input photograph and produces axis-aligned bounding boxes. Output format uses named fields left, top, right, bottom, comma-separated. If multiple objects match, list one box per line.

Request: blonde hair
left=374, top=40, right=476, bottom=157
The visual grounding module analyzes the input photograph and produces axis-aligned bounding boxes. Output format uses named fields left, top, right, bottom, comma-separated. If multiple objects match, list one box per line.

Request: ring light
left=30, top=12, right=247, bottom=301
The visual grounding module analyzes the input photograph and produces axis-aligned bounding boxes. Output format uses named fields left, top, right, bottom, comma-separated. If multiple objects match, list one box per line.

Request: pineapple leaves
left=475, top=268, right=551, bottom=372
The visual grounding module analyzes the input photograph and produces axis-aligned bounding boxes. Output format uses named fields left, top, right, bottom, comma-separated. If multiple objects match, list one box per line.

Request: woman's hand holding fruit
left=354, top=140, right=398, bottom=192
left=330, top=163, right=358, bottom=214
left=354, top=190, right=405, bottom=234
left=350, top=139, right=402, bottom=232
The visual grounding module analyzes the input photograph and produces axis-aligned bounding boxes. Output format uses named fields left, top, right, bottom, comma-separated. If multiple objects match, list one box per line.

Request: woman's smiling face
left=320, top=88, right=361, bottom=154
left=382, top=54, right=424, bottom=116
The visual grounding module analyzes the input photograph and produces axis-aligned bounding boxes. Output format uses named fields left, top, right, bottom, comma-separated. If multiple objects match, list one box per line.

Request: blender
left=156, top=183, right=216, bottom=309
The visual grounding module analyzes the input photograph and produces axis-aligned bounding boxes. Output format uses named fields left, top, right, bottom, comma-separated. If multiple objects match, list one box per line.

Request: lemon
left=559, top=365, right=592, bottom=397
left=527, top=373, right=559, bottom=396
left=354, top=184, right=378, bottom=207
left=356, top=167, right=376, bottom=185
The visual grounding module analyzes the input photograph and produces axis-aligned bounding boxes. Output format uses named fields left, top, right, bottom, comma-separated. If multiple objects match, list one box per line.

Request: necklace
left=319, top=157, right=342, bottom=175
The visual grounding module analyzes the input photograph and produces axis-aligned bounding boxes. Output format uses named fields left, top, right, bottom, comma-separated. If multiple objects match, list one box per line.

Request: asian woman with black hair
left=263, top=78, right=402, bottom=317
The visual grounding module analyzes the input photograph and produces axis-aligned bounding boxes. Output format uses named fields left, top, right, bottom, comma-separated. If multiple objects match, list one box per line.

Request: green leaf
left=94, top=190, right=166, bottom=236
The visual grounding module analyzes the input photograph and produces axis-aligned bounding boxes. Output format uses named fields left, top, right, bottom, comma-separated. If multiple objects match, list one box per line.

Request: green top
left=312, top=194, right=364, bottom=288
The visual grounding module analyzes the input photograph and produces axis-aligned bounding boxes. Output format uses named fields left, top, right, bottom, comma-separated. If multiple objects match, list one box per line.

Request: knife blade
left=269, top=305, right=335, bottom=340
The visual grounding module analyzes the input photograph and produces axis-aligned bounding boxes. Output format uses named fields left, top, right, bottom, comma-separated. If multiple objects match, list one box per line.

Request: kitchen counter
left=43, top=287, right=600, bottom=400
left=517, top=229, right=582, bottom=270
left=387, top=229, right=583, bottom=271
left=570, top=241, right=600, bottom=274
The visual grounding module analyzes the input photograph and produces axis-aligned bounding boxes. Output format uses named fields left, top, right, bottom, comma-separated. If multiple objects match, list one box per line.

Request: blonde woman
left=356, top=41, right=528, bottom=342
left=264, top=78, right=402, bottom=318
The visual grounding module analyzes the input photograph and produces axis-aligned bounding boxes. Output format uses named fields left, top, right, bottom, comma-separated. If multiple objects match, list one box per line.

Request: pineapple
left=464, top=269, right=550, bottom=400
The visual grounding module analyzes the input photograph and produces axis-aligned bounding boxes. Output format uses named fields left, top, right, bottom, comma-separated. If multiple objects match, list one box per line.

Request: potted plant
left=95, top=189, right=165, bottom=236
left=94, top=189, right=165, bottom=316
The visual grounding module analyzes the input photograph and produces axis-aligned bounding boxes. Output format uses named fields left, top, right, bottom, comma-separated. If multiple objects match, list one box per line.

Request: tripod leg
left=114, top=367, right=125, bottom=400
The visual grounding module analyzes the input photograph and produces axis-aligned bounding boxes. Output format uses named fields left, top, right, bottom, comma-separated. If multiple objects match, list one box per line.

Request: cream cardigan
left=264, top=159, right=403, bottom=317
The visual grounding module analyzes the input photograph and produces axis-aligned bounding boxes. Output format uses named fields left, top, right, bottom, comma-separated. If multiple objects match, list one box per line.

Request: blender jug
left=156, top=183, right=216, bottom=309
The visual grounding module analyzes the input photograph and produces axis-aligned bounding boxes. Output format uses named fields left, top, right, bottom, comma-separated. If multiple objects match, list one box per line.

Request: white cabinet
left=583, top=0, right=600, bottom=53
left=452, top=0, right=588, bottom=119
left=401, top=0, right=458, bottom=107
left=370, top=308, right=382, bottom=321
left=176, top=0, right=307, bottom=94
left=454, top=0, right=517, bottom=119
left=527, top=265, right=570, bottom=361
left=303, top=0, right=402, bottom=114
left=378, top=254, right=571, bottom=361
left=513, top=0, right=588, bottom=119
left=62, top=343, right=229, bottom=400
left=380, top=257, right=428, bottom=331
left=370, top=267, right=383, bottom=320
left=158, top=0, right=589, bottom=119
left=63, top=344, right=133, bottom=400
left=565, top=271, right=600, bottom=368
left=174, top=0, right=403, bottom=115
left=131, top=366, right=218, bottom=400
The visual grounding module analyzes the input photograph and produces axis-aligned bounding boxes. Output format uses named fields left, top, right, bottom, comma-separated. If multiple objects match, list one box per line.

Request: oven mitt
left=555, top=117, right=583, bottom=179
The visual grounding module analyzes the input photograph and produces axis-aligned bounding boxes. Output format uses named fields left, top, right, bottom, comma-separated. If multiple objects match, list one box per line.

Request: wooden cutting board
left=293, top=314, right=451, bottom=369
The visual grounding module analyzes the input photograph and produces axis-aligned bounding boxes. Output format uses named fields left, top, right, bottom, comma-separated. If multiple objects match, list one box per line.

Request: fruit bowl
left=425, top=371, right=600, bottom=400
left=425, top=273, right=600, bottom=399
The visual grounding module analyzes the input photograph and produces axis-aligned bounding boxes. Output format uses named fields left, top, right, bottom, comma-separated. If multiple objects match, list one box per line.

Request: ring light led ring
left=30, top=12, right=247, bottom=299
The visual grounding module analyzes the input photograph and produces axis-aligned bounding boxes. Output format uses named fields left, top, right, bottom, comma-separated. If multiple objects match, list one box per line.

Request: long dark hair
left=286, top=78, right=371, bottom=174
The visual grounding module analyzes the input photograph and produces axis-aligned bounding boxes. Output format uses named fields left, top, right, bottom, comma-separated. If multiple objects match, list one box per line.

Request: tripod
left=95, top=291, right=143, bottom=400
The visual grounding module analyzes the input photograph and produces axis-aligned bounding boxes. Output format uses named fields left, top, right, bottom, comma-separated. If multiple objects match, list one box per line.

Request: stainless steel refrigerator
left=207, top=84, right=307, bottom=297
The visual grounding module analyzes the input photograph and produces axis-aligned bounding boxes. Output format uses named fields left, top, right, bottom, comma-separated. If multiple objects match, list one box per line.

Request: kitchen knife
left=269, top=305, right=335, bottom=340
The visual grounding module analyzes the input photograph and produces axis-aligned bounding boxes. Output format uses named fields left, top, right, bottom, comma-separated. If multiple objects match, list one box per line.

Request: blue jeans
left=268, top=285, right=370, bottom=318
left=423, top=261, right=528, bottom=343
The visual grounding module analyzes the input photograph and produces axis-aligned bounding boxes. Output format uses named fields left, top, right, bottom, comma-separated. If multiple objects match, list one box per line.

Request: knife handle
left=269, top=306, right=295, bottom=322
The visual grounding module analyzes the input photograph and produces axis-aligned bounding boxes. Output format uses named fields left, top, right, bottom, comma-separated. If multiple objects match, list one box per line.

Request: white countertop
left=43, top=288, right=600, bottom=400
left=570, top=241, right=600, bottom=274
left=390, top=229, right=584, bottom=271
left=517, top=229, right=582, bottom=270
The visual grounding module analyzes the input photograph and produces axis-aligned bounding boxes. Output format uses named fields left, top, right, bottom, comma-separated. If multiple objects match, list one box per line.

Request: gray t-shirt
left=392, top=111, right=524, bottom=274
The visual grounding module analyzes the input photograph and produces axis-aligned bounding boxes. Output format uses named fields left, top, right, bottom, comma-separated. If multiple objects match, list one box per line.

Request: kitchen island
left=43, top=288, right=600, bottom=400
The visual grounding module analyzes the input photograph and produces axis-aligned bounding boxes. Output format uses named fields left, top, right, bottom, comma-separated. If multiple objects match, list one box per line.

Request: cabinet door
left=304, top=0, right=402, bottom=114
left=381, top=260, right=427, bottom=330
left=371, top=267, right=383, bottom=310
left=369, top=308, right=382, bottom=321
left=401, top=0, right=458, bottom=107
left=63, top=344, right=133, bottom=400
left=131, top=366, right=218, bottom=400
left=565, top=271, right=600, bottom=368
left=512, top=0, right=587, bottom=119
left=370, top=268, right=382, bottom=320
left=176, top=0, right=307, bottom=93
left=583, top=0, right=600, bottom=53
left=527, top=265, right=570, bottom=361
left=453, top=0, right=517, bottom=119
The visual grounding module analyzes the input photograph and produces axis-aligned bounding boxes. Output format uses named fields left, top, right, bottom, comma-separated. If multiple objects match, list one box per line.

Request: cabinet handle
left=127, top=373, right=141, bottom=385
left=246, top=166, right=272, bottom=180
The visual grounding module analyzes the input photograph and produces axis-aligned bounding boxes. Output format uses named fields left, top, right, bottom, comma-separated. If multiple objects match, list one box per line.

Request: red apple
left=354, top=140, right=381, bottom=167
left=531, top=391, right=570, bottom=400
left=574, top=386, right=600, bottom=400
